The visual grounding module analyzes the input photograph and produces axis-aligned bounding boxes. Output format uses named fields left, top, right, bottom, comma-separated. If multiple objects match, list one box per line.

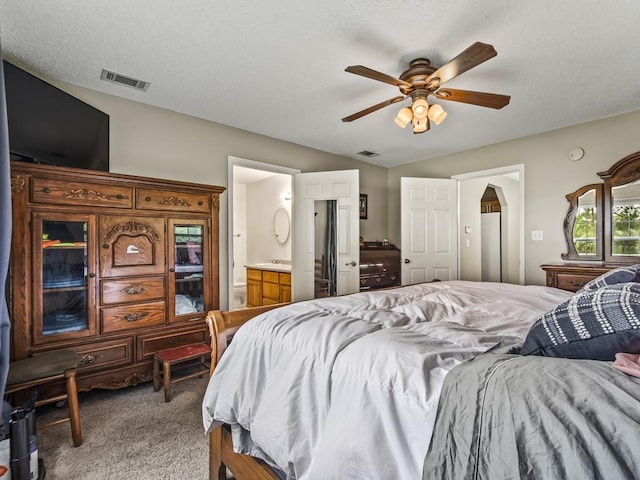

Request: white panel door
left=401, top=177, right=458, bottom=284
left=293, top=170, right=359, bottom=301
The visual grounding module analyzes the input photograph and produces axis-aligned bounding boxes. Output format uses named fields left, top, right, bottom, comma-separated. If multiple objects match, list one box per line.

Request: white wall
left=388, top=109, right=640, bottom=286
left=246, top=174, right=292, bottom=264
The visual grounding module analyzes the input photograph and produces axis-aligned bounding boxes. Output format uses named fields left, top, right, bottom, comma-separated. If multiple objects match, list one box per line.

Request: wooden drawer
left=137, top=328, right=208, bottom=361
left=555, top=273, right=599, bottom=292
left=280, top=285, right=292, bottom=303
left=101, top=301, right=166, bottom=333
left=262, top=282, right=280, bottom=301
left=30, top=177, right=133, bottom=208
left=360, top=273, right=401, bottom=290
left=101, top=277, right=165, bottom=305
left=263, top=270, right=279, bottom=284
left=71, top=338, right=134, bottom=372
left=247, top=268, right=262, bottom=281
left=280, top=272, right=291, bottom=286
left=136, top=188, right=210, bottom=213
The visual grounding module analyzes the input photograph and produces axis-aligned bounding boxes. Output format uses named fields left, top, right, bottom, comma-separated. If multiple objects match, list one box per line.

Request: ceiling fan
left=342, top=42, right=510, bottom=134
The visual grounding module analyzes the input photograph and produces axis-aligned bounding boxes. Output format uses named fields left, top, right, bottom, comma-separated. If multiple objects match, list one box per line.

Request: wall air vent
left=357, top=150, right=379, bottom=158
left=100, top=69, right=150, bottom=91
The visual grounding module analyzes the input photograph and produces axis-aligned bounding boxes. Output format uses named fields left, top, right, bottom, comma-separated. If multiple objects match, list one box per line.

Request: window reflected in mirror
left=572, top=189, right=597, bottom=255
left=611, top=179, right=640, bottom=256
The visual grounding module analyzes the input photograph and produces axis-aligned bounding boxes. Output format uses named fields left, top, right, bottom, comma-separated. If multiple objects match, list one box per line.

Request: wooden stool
left=153, top=343, right=210, bottom=402
left=5, top=349, right=82, bottom=447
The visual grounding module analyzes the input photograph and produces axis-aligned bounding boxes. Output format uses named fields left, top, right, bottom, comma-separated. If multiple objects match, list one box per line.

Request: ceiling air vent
left=100, top=69, right=150, bottom=91
left=357, top=150, right=379, bottom=158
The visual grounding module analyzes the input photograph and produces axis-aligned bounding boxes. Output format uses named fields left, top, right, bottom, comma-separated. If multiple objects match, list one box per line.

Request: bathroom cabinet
left=246, top=267, right=291, bottom=307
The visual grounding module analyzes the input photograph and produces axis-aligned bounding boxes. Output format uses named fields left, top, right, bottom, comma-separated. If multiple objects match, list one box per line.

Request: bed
left=202, top=280, right=581, bottom=480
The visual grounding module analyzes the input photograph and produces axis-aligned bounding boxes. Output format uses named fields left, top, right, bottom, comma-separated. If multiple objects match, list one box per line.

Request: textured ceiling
left=2, top=1, right=640, bottom=168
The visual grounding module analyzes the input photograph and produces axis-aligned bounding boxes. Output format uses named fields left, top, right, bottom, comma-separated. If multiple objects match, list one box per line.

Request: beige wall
left=388, top=109, right=640, bottom=286
left=54, top=82, right=389, bottom=308
left=39, top=79, right=640, bottom=291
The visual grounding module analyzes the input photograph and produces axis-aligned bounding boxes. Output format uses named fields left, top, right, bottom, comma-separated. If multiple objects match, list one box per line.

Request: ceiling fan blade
left=341, top=96, right=405, bottom=122
left=345, top=65, right=413, bottom=89
left=434, top=88, right=510, bottom=109
left=426, top=42, right=498, bottom=87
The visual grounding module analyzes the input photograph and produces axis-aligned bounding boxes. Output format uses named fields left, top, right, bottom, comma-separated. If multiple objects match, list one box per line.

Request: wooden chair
left=5, top=349, right=82, bottom=447
left=153, top=343, right=210, bottom=403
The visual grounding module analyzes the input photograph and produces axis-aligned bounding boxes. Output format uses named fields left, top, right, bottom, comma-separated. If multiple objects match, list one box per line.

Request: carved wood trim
left=11, top=174, right=25, bottom=193
left=63, top=188, right=111, bottom=201
left=103, top=220, right=161, bottom=245
left=159, top=196, right=191, bottom=207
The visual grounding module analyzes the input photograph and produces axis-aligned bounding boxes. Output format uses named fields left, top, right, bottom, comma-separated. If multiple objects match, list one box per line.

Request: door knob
left=345, top=261, right=357, bottom=267
left=404, top=258, right=411, bottom=264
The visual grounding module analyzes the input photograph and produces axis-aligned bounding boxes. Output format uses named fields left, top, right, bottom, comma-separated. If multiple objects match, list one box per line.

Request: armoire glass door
left=33, top=212, right=97, bottom=343
left=169, top=219, right=209, bottom=322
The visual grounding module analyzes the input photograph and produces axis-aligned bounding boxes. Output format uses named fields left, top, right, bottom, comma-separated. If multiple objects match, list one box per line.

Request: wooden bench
left=153, top=343, right=210, bottom=402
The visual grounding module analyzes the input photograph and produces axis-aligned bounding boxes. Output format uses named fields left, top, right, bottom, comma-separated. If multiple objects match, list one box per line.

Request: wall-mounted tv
left=3, top=60, right=109, bottom=172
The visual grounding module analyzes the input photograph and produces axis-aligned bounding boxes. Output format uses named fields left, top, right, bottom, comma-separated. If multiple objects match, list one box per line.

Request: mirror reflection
left=274, top=207, right=290, bottom=245
left=572, top=189, right=597, bottom=256
left=314, top=200, right=337, bottom=298
left=611, top=179, right=640, bottom=256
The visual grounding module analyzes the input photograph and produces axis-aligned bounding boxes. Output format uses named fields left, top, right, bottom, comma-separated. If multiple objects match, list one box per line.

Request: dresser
left=540, top=263, right=614, bottom=292
left=10, top=162, right=225, bottom=392
left=359, top=242, right=401, bottom=291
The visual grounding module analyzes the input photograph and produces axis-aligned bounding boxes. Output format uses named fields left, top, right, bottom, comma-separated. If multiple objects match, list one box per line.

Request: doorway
left=454, top=164, right=524, bottom=284
left=480, top=185, right=503, bottom=282
left=227, top=157, right=299, bottom=310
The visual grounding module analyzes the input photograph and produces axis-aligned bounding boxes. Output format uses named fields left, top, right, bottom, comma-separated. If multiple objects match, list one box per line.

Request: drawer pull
left=123, top=312, right=148, bottom=322
left=570, top=280, right=587, bottom=287
left=145, top=196, right=151, bottom=201
left=121, top=285, right=147, bottom=295
left=79, top=354, right=96, bottom=365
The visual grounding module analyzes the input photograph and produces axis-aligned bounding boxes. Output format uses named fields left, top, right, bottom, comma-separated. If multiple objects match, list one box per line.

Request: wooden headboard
left=205, top=303, right=289, bottom=376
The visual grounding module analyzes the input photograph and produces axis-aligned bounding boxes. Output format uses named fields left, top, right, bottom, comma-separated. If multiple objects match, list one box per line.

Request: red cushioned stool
left=153, top=343, right=210, bottom=402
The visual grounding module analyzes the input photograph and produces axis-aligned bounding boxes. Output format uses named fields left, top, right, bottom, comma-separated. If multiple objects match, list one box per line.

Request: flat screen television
left=3, top=60, right=109, bottom=171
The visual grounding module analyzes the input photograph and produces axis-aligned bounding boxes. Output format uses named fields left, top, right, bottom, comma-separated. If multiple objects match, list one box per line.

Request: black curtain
left=0, top=36, right=13, bottom=401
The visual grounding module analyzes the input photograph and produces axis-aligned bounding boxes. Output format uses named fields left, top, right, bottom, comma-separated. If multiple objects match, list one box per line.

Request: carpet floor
left=36, top=375, right=210, bottom=480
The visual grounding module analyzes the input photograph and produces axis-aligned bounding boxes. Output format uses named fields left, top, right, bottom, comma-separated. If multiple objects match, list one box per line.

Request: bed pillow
left=519, top=282, right=640, bottom=361
left=577, top=264, right=640, bottom=293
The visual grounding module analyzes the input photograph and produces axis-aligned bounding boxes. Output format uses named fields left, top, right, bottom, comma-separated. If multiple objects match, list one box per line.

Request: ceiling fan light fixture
left=427, top=104, right=447, bottom=125
left=411, top=98, right=429, bottom=120
left=412, top=117, right=428, bottom=133
left=394, top=107, right=413, bottom=128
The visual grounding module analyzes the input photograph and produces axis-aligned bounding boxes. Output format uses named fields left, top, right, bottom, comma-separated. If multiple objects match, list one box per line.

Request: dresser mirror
left=562, top=150, right=640, bottom=264
left=562, top=184, right=602, bottom=260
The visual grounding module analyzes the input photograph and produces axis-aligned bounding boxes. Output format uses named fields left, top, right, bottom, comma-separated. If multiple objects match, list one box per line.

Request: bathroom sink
left=247, top=262, right=291, bottom=271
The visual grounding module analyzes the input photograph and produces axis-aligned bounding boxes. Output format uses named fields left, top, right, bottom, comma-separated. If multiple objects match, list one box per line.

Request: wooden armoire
left=9, top=162, right=225, bottom=392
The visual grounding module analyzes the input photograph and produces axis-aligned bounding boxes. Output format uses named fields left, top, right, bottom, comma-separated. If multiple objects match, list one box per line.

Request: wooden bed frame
left=205, top=304, right=289, bottom=480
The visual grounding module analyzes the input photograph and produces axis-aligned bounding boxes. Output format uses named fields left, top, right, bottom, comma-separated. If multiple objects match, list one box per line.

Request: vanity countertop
left=245, top=263, right=292, bottom=273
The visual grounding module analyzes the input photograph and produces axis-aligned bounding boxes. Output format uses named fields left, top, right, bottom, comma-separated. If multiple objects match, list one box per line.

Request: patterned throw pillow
left=520, top=282, right=640, bottom=361
left=577, top=264, right=640, bottom=293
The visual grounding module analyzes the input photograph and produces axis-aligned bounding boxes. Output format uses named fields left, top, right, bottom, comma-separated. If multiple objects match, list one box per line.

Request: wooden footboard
left=205, top=304, right=289, bottom=480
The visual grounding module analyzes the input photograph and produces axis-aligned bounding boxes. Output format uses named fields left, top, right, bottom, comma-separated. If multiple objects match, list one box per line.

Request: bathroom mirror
left=274, top=207, right=290, bottom=244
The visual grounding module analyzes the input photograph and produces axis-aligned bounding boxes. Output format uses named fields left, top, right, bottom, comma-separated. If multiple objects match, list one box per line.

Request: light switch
left=531, top=230, right=543, bottom=241
left=464, top=225, right=472, bottom=234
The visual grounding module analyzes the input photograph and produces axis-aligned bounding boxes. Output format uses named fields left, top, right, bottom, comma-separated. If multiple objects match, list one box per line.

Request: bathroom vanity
left=245, top=264, right=292, bottom=307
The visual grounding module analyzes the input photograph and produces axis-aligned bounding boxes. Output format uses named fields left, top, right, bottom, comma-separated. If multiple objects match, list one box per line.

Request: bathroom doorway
left=228, top=157, right=299, bottom=309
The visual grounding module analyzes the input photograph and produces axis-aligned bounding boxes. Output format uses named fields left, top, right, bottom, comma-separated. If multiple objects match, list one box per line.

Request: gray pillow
left=520, top=282, right=640, bottom=361
left=577, top=264, right=640, bottom=293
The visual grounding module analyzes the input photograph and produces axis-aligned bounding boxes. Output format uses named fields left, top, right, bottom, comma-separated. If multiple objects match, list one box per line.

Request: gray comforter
left=424, top=344, right=640, bottom=480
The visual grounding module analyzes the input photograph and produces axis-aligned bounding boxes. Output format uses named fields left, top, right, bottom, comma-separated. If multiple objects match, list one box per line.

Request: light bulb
left=411, top=98, right=429, bottom=120
left=393, top=107, right=413, bottom=128
left=427, top=104, right=447, bottom=125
